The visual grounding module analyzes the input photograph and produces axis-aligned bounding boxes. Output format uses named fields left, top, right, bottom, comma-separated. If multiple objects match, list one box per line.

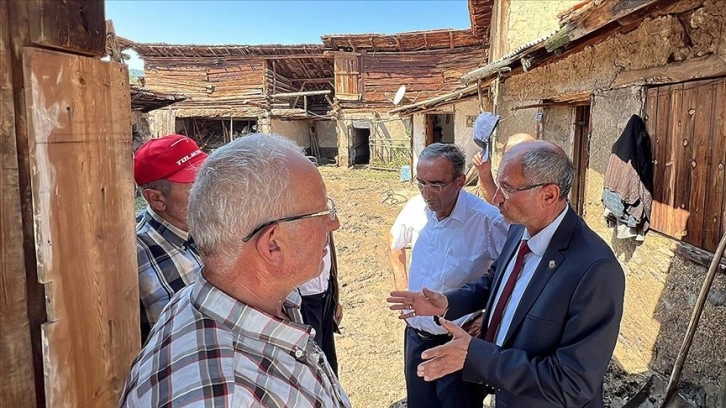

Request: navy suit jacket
left=445, top=207, right=625, bottom=408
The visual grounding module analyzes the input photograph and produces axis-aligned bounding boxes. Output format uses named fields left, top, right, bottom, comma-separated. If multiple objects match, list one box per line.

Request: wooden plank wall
left=646, top=77, right=726, bottom=253
left=361, top=47, right=485, bottom=103
left=1, top=1, right=38, bottom=406
left=22, top=47, right=140, bottom=407
left=144, top=58, right=267, bottom=110
left=27, top=0, right=106, bottom=57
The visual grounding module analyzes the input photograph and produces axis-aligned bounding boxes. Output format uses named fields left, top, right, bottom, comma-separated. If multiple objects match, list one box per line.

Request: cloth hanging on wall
left=602, top=114, right=654, bottom=240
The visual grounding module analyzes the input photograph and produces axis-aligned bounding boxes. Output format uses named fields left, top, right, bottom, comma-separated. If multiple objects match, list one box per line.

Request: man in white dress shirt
left=299, top=236, right=342, bottom=375
left=389, top=143, right=508, bottom=408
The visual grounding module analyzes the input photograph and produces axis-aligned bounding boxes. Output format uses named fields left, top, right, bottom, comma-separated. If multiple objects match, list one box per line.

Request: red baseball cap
left=134, top=135, right=208, bottom=185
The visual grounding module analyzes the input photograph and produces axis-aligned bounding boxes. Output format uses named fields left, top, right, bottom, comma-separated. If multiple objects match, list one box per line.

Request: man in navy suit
left=389, top=141, right=625, bottom=408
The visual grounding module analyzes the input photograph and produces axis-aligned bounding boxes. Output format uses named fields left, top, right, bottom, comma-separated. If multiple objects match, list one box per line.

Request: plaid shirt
left=136, top=207, right=203, bottom=339
left=119, top=275, right=351, bottom=408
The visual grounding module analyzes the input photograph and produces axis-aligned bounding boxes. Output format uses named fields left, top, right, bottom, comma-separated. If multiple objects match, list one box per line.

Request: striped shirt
left=119, top=275, right=351, bottom=408
left=136, top=207, right=203, bottom=339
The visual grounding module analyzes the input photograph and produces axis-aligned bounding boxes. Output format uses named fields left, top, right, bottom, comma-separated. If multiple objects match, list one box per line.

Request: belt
left=409, top=327, right=450, bottom=341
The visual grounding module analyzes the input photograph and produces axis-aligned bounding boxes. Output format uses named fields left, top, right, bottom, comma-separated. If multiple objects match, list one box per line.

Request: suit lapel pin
left=548, top=260, right=556, bottom=269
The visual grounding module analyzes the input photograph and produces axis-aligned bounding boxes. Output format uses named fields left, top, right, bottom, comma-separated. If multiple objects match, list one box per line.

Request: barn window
left=334, top=55, right=360, bottom=101
left=645, top=77, right=725, bottom=253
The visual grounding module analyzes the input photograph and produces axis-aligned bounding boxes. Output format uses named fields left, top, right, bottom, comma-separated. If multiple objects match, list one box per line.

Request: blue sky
left=106, top=0, right=472, bottom=70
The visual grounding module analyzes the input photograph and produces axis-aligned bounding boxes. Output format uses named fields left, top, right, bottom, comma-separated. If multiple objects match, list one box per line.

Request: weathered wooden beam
left=675, top=241, right=726, bottom=273
left=389, top=84, right=479, bottom=114
left=544, top=0, right=660, bottom=52
left=258, top=54, right=331, bottom=60
left=1, top=1, right=40, bottom=406
left=105, top=20, right=123, bottom=63
left=290, top=77, right=334, bottom=83
left=323, top=50, right=361, bottom=58
left=271, top=90, right=332, bottom=98
left=611, top=55, right=726, bottom=88
left=460, top=51, right=521, bottom=83
left=393, top=35, right=402, bottom=51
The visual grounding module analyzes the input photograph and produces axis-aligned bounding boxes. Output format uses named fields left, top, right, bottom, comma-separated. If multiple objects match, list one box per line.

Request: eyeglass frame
left=495, top=182, right=555, bottom=199
left=241, top=197, right=337, bottom=242
left=416, top=173, right=463, bottom=193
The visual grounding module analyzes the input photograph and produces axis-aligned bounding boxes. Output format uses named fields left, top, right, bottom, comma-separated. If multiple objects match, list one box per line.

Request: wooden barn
left=123, top=0, right=496, bottom=168
left=124, top=42, right=340, bottom=159
left=322, top=0, right=493, bottom=168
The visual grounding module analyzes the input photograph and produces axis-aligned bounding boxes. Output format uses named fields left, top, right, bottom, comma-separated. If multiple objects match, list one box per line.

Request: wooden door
left=334, top=55, right=360, bottom=101
left=425, top=114, right=435, bottom=146
left=646, top=77, right=725, bottom=252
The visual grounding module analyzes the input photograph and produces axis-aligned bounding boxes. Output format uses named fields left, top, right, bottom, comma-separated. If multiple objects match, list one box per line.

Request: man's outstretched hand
left=417, top=317, right=472, bottom=381
left=387, top=287, right=448, bottom=319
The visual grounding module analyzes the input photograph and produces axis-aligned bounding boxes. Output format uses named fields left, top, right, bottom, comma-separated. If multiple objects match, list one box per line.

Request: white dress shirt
left=298, top=246, right=332, bottom=296
left=489, top=206, right=569, bottom=346
left=390, top=195, right=428, bottom=251
left=407, top=190, right=508, bottom=335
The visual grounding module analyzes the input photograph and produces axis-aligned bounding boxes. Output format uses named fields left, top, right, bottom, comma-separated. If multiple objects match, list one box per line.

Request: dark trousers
left=404, top=326, right=484, bottom=408
left=300, top=284, right=338, bottom=376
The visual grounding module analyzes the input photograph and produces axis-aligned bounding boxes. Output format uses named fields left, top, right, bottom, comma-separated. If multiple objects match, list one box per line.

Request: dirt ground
left=322, top=166, right=657, bottom=408
left=321, top=166, right=413, bottom=407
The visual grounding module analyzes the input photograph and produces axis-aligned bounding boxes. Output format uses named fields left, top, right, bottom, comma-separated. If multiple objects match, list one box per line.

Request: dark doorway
left=571, top=104, right=591, bottom=215
left=425, top=113, right=454, bottom=145
left=351, top=127, right=370, bottom=165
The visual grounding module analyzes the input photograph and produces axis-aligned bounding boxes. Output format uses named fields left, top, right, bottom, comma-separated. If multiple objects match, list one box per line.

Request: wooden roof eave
left=460, top=0, right=663, bottom=85
left=130, top=86, right=187, bottom=113
left=459, top=32, right=554, bottom=84
left=388, top=83, right=485, bottom=116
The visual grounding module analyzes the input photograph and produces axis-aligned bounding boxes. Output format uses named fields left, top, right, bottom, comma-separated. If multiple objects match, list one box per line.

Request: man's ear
left=541, top=184, right=561, bottom=206
left=142, top=189, right=166, bottom=212
left=255, top=224, right=284, bottom=267
left=455, top=173, right=466, bottom=188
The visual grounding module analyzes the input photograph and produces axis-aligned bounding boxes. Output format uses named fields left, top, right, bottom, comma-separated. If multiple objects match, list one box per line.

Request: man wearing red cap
left=134, top=134, right=208, bottom=341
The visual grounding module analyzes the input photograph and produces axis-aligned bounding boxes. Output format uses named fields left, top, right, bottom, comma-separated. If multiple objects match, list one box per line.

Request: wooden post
left=1, top=1, right=40, bottom=406
left=2, top=1, right=140, bottom=407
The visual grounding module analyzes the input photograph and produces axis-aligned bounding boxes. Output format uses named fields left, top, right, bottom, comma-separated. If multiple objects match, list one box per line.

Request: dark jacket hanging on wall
left=602, top=114, right=654, bottom=238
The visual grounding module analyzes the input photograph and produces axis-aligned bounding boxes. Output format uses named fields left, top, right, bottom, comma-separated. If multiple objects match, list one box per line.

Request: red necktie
left=484, top=240, right=531, bottom=342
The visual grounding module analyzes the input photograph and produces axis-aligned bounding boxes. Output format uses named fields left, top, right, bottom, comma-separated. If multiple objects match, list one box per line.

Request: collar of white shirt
left=522, top=206, right=570, bottom=256
left=424, top=189, right=468, bottom=224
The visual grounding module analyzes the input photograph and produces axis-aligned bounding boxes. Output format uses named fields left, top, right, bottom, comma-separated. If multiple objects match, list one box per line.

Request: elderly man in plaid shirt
left=134, top=134, right=208, bottom=342
left=120, top=134, right=350, bottom=408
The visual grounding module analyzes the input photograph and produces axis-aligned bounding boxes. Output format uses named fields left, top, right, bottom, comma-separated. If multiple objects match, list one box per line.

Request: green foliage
left=135, top=196, right=147, bottom=215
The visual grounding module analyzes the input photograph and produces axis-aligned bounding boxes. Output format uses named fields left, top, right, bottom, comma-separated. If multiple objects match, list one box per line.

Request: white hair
left=188, top=134, right=305, bottom=267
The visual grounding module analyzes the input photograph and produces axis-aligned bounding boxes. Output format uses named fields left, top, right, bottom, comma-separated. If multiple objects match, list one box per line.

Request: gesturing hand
left=472, top=151, right=492, bottom=174
left=387, top=287, right=448, bottom=319
left=417, top=318, right=472, bottom=381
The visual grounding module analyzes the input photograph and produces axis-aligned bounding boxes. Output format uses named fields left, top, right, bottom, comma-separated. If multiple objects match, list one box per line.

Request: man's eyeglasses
left=241, top=197, right=337, bottom=242
left=416, top=175, right=461, bottom=193
left=495, top=182, right=553, bottom=199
